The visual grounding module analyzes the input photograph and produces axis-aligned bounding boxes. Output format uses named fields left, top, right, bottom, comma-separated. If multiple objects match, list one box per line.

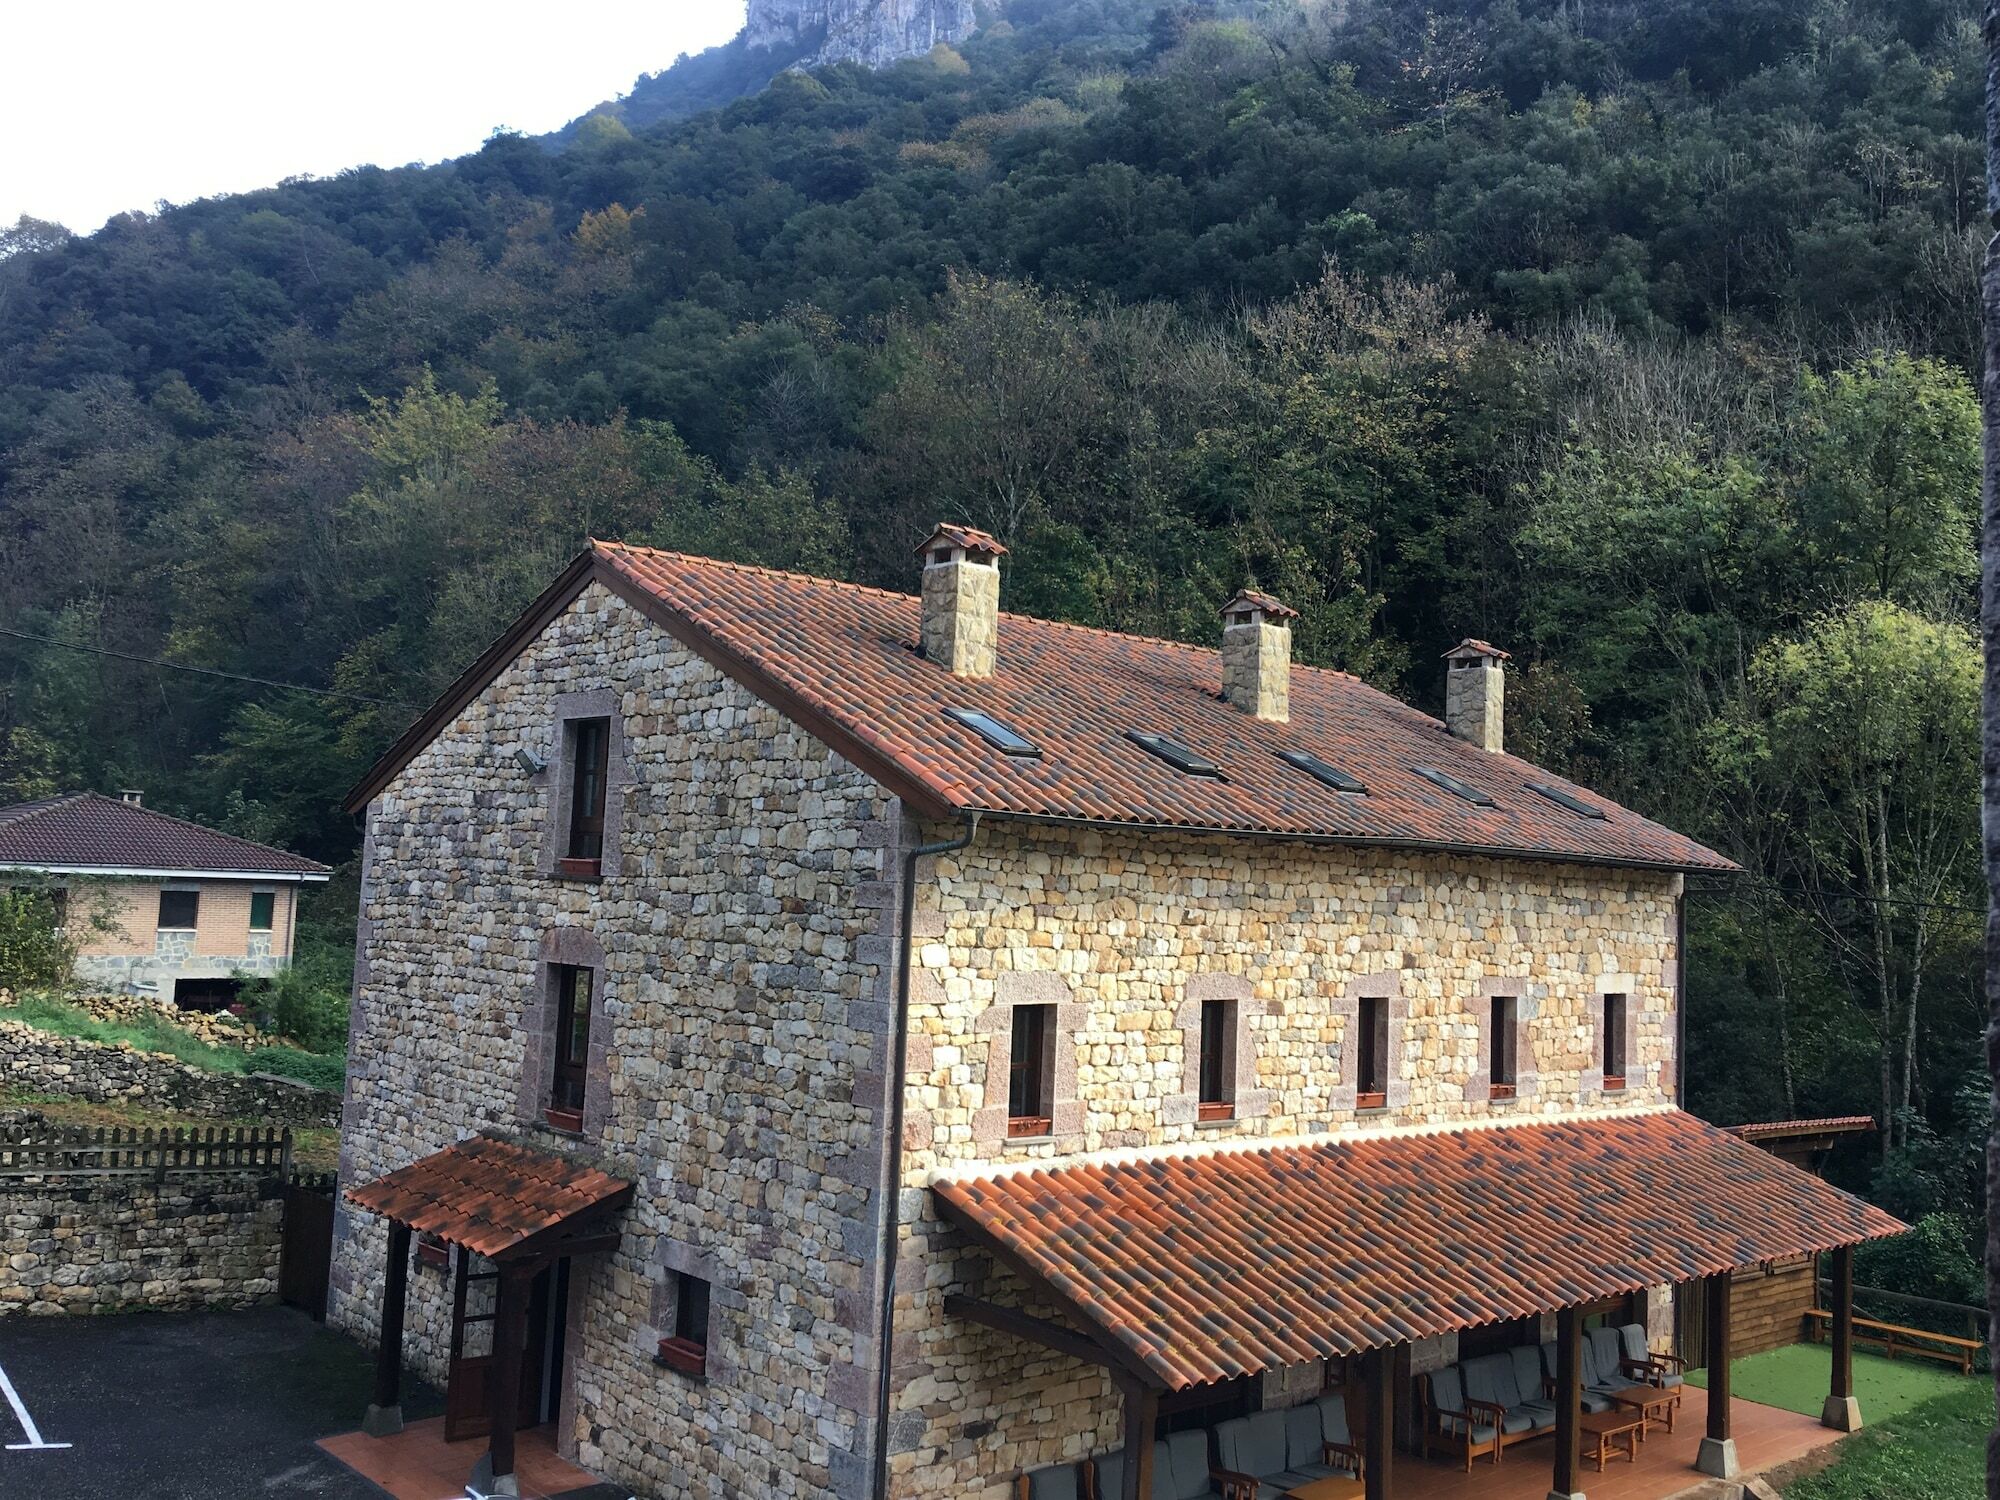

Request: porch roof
left=344, top=1134, right=634, bottom=1262
left=932, top=1109, right=1903, bottom=1390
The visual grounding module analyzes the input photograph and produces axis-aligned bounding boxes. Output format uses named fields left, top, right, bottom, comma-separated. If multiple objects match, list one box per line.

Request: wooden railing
left=0, top=1126, right=292, bottom=1181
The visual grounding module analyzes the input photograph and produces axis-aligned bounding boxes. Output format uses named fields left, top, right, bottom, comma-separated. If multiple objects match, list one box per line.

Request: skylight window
left=1277, top=750, right=1367, bottom=794
left=942, top=707, right=1041, bottom=758
left=1126, top=732, right=1222, bottom=778
left=1527, top=781, right=1607, bottom=820
left=1412, top=766, right=1495, bottom=806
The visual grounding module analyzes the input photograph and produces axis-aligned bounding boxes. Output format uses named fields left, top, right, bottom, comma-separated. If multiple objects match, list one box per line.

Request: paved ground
left=0, top=1305, right=443, bottom=1499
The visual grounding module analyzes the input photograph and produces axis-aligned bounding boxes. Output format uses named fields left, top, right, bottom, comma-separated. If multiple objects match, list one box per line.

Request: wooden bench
left=1803, top=1307, right=1983, bottom=1376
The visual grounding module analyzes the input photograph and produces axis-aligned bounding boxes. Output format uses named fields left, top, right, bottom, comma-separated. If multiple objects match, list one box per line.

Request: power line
left=0, top=626, right=419, bottom=709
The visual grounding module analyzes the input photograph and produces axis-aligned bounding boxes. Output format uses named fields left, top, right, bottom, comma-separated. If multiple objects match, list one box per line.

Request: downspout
left=1675, top=886, right=1688, bottom=1106
left=870, top=808, right=980, bottom=1500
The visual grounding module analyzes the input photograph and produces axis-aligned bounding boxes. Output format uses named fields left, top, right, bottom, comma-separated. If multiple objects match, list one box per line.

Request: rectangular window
left=549, top=965, right=594, bottom=1124
left=44, top=888, right=67, bottom=929
left=1603, top=994, right=1628, bottom=1091
left=158, top=889, right=199, bottom=931
left=1489, top=996, right=1518, bottom=1100
left=656, top=1270, right=711, bottom=1376
left=1198, top=998, right=1234, bottom=1121
left=1356, top=995, right=1388, bottom=1110
left=248, top=891, right=276, bottom=932
left=564, top=717, right=611, bottom=868
left=1007, top=1003, right=1054, bottom=1138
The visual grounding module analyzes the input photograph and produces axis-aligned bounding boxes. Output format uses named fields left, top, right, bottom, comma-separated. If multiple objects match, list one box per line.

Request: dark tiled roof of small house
left=933, top=1111, right=1904, bottom=1390
left=347, top=542, right=1735, bottom=873
left=0, top=792, right=328, bottom=878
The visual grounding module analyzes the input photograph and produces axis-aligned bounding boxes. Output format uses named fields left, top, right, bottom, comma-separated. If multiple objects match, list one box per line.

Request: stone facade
left=332, top=582, right=904, bottom=1500
left=335, top=581, right=1688, bottom=1500
left=0, top=1174, right=283, bottom=1316
left=919, top=555, right=1000, bottom=677
left=0, top=1018, right=340, bottom=1127
left=1220, top=618, right=1291, bottom=721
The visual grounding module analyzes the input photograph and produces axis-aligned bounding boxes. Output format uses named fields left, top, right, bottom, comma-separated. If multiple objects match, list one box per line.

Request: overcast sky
left=2, top=1, right=748, bottom=233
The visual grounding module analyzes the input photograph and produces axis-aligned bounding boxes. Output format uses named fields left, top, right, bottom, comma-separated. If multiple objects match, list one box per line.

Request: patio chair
left=1616, top=1322, right=1687, bottom=1388
left=1215, top=1399, right=1359, bottom=1500
left=1418, top=1364, right=1506, bottom=1471
left=1092, top=1431, right=1224, bottom=1500
left=1462, top=1349, right=1556, bottom=1439
left=1019, top=1459, right=1086, bottom=1500
left=1541, top=1334, right=1633, bottom=1412
left=1287, top=1392, right=1363, bottom=1484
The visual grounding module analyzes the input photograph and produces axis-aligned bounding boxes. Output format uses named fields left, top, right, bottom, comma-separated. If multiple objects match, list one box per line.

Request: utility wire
left=0, top=626, right=419, bottom=709
left=1688, top=875, right=1987, bottom=918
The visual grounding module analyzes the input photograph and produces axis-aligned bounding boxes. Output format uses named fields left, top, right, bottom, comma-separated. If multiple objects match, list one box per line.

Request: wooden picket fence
left=0, top=1125, right=292, bottom=1181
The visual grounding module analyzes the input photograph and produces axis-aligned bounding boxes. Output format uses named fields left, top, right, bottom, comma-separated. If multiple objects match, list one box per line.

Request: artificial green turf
left=1781, top=1379, right=1989, bottom=1500
left=1685, top=1342, right=1977, bottom=1422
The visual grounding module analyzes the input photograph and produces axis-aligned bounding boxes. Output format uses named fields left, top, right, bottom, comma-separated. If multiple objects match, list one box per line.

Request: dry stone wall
left=331, top=581, right=902, bottom=1500
left=0, top=1175, right=283, bottom=1316
left=0, top=1019, right=340, bottom=1127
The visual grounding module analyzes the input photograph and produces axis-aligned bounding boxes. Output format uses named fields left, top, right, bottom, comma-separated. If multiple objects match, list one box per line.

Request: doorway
left=444, top=1254, right=570, bottom=1441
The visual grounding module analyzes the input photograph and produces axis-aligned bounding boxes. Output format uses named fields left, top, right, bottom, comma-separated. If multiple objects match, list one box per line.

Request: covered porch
left=933, top=1110, right=1903, bottom=1500
left=342, top=1133, right=634, bottom=1500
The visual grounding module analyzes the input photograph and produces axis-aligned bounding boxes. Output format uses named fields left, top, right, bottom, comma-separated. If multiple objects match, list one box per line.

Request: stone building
left=331, top=529, right=1899, bottom=1500
left=0, top=791, right=328, bottom=1003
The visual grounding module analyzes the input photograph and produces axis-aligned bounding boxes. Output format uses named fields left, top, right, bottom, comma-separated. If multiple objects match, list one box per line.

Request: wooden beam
left=1364, top=1345, right=1396, bottom=1500
left=486, top=1265, right=533, bottom=1483
left=1117, top=1379, right=1160, bottom=1500
left=1830, top=1245, right=1855, bottom=1400
left=372, top=1222, right=410, bottom=1415
left=1552, top=1306, right=1583, bottom=1497
left=944, top=1294, right=1125, bottom=1371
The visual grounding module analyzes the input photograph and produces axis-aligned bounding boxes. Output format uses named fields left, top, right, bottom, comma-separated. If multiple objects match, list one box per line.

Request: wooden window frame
left=1489, top=994, right=1518, bottom=1101
left=1007, top=1002, right=1055, bottom=1138
left=1355, top=993, right=1389, bottom=1111
left=1603, top=993, right=1628, bottom=1092
left=560, top=716, right=611, bottom=876
left=1198, top=996, right=1235, bottom=1121
left=547, top=963, right=594, bottom=1129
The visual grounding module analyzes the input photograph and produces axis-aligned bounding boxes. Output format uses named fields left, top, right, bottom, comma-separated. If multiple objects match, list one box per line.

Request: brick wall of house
left=68, top=877, right=297, bottom=994
left=888, top=818, right=1682, bottom=1498
left=328, top=582, right=903, bottom=1500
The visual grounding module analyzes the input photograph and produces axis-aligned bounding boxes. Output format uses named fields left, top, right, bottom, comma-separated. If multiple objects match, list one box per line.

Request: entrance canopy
left=933, top=1110, right=1903, bottom=1391
left=345, top=1134, right=633, bottom=1263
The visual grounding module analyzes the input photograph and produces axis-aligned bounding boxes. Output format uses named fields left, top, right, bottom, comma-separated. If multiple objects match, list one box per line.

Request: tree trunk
left=1978, top=8, right=2000, bottom=1494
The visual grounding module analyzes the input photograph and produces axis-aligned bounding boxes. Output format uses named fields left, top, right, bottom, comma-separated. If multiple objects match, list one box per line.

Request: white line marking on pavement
left=0, top=1358, right=71, bottom=1450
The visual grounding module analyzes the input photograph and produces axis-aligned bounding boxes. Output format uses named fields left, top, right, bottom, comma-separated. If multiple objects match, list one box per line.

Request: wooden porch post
left=1365, top=1344, right=1397, bottom=1500
left=482, top=1263, right=533, bottom=1497
left=1549, top=1306, right=1584, bottom=1500
left=1822, top=1245, right=1862, bottom=1431
left=1695, top=1273, right=1739, bottom=1478
left=363, top=1221, right=410, bottom=1437
left=1118, top=1378, right=1161, bottom=1500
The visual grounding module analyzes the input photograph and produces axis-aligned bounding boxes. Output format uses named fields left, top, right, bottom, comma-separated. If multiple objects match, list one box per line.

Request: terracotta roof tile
left=1725, top=1116, right=1877, bottom=1141
left=344, top=1135, right=634, bottom=1261
left=932, top=1111, right=1903, bottom=1390
left=1222, top=589, right=1299, bottom=620
left=917, top=523, right=1009, bottom=557
left=591, top=544, right=1732, bottom=872
left=0, top=793, right=329, bottom=877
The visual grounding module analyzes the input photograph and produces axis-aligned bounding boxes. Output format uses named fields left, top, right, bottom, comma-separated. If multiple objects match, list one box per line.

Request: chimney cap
left=916, top=523, right=1008, bottom=560
left=1443, top=638, right=1509, bottom=663
left=1221, top=588, right=1299, bottom=622
left=118, top=789, right=144, bottom=806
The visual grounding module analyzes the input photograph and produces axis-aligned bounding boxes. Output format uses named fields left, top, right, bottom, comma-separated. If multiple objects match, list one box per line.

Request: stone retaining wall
left=0, top=1174, right=284, bottom=1316
left=0, top=1019, right=340, bottom=1127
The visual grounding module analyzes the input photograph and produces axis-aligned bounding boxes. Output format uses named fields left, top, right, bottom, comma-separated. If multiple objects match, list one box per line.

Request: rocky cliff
left=744, top=0, right=980, bottom=69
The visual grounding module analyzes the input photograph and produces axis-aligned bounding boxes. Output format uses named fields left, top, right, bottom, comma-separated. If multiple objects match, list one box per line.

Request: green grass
left=1781, top=1379, right=1990, bottom=1500
left=4, top=993, right=343, bottom=1091
left=1687, top=1343, right=1977, bottom=1422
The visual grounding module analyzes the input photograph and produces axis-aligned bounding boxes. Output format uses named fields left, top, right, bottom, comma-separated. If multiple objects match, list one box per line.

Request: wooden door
left=444, top=1254, right=499, bottom=1441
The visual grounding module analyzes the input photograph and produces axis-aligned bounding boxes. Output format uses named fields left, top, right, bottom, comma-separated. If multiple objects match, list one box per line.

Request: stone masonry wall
left=0, top=1175, right=283, bottom=1316
left=889, top=819, right=1683, bottom=1499
left=0, top=1019, right=340, bottom=1127
left=330, top=581, right=903, bottom=1500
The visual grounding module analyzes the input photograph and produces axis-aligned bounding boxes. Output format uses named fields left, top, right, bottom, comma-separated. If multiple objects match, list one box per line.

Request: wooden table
left=1282, top=1478, right=1364, bottom=1500
left=1579, top=1410, right=1644, bottom=1471
left=1609, top=1384, right=1682, bottom=1436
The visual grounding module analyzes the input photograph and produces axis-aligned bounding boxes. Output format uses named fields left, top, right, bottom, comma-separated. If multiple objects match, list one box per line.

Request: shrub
left=242, top=946, right=350, bottom=1054
left=251, top=1046, right=345, bottom=1092
left=0, top=887, right=75, bottom=991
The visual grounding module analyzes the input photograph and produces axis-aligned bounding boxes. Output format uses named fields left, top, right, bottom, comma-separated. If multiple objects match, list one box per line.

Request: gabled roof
left=933, top=1111, right=1904, bottom=1389
left=345, top=542, right=1735, bottom=874
left=0, top=793, right=329, bottom=879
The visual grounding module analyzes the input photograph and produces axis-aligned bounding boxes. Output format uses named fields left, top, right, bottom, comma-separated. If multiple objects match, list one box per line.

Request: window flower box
left=1006, top=1116, right=1052, bottom=1140
left=1197, top=1100, right=1235, bottom=1123
left=655, top=1336, right=707, bottom=1378
left=1488, top=1084, right=1517, bottom=1102
left=1355, top=1091, right=1388, bottom=1113
left=556, top=856, right=602, bottom=880
left=416, top=1235, right=449, bottom=1269
left=543, top=1106, right=584, bottom=1134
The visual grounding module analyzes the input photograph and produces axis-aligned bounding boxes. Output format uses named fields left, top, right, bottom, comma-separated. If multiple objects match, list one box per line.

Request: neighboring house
left=0, top=791, right=330, bottom=1004
left=331, top=531, right=1900, bottom=1500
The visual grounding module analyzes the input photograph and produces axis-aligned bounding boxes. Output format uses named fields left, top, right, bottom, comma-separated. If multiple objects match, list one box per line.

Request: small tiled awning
left=344, top=1134, right=634, bottom=1262
left=1726, top=1115, right=1877, bottom=1144
left=933, top=1110, right=1904, bottom=1390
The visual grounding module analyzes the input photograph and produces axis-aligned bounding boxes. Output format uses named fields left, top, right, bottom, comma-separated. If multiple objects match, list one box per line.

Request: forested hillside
left=0, top=0, right=1985, bottom=1292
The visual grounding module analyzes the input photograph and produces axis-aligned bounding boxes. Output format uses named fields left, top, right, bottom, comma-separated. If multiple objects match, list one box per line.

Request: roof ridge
left=592, top=538, right=1368, bottom=683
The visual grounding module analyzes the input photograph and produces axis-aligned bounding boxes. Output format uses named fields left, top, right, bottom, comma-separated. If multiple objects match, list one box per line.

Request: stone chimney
left=1442, top=639, right=1509, bottom=752
left=1220, top=589, right=1298, bottom=721
left=916, top=523, right=1007, bottom=677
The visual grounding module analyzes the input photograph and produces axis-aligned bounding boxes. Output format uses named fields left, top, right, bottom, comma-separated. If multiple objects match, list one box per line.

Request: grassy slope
left=1687, top=1344, right=1977, bottom=1423
left=3, top=994, right=342, bottom=1089
left=1780, top=1379, right=1990, bottom=1500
